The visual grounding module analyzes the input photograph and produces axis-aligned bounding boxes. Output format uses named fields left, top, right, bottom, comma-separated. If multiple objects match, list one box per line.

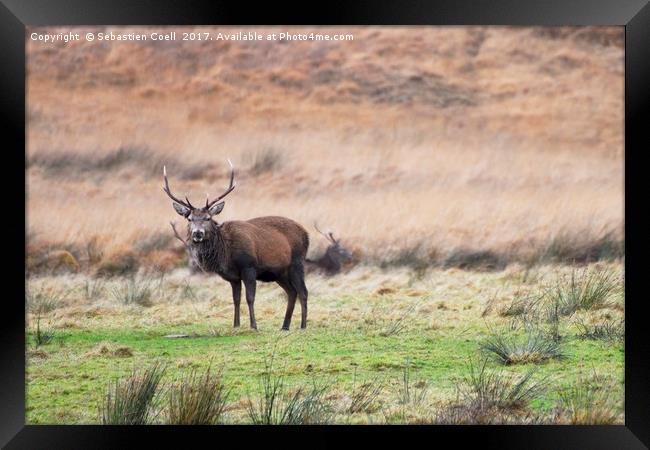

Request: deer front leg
left=230, top=280, right=242, bottom=328
left=242, top=268, right=257, bottom=330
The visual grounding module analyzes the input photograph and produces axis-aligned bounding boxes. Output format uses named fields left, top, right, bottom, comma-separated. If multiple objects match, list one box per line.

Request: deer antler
left=206, top=159, right=236, bottom=209
left=163, top=166, right=194, bottom=210
left=314, top=222, right=337, bottom=244
left=170, top=222, right=189, bottom=249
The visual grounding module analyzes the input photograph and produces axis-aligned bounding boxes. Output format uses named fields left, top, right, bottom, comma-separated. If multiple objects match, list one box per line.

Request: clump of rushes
left=27, top=286, right=65, bottom=346
left=480, top=330, right=563, bottom=365
left=575, top=318, right=624, bottom=342
left=497, top=293, right=543, bottom=318
left=101, top=363, right=166, bottom=425
left=111, top=275, right=155, bottom=306
left=246, top=355, right=333, bottom=424
left=557, top=379, right=620, bottom=424
left=291, top=383, right=334, bottom=424
left=83, top=278, right=105, bottom=301
left=436, top=359, right=547, bottom=424
left=26, top=285, right=65, bottom=314
left=32, top=312, right=55, bottom=347
left=465, top=362, right=545, bottom=411
left=167, top=365, right=230, bottom=425
left=544, top=267, right=620, bottom=316
left=498, top=300, right=527, bottom=318
left=397, top=361, right=429, bottom=407
left=348, top=375, right=384, bottom=414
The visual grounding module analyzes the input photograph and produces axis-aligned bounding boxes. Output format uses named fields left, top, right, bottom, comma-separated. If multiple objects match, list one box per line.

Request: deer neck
left=191, top=225, right=229, bottom=274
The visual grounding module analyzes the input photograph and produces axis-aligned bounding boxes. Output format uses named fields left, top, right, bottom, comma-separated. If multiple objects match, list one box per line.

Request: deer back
left=222, top=216, right=309, bottom=269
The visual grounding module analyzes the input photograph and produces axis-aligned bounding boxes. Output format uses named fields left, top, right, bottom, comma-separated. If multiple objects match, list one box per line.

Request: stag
left=306, top=223, right=354, bottom=275
left=164, top=160, right=309, bottom=330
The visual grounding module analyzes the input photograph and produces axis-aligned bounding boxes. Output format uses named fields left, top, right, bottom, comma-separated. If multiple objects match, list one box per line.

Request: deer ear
left=173, top=202, right=191, bottom=217
left=208, top=201, right=225, bottom=216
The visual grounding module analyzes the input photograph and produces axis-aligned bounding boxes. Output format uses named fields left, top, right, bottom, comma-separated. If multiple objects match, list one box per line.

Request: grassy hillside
left=26, top=26, right=623, bottom=274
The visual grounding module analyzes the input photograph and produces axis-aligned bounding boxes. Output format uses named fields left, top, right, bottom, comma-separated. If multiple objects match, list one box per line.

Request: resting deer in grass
left=306, top=223, right=354, bottom=275
left=165, top=160, right=310, bottom=330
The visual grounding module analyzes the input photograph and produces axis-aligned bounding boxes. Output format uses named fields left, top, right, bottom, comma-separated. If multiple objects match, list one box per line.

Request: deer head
left=314, top=222, right=353, bottom=263
left=163, top=159, right=236, bottom=243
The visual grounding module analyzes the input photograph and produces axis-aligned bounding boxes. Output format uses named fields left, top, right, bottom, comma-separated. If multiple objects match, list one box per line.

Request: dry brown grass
left=25, top=262, right=624, bottom=335
left=26, top=26, right=623, bottom=272
left=555, top=374, right=622, bottom=424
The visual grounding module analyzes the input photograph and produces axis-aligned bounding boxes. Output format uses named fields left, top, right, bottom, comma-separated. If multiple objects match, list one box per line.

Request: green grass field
left=26, top=263, right=624, bottom=424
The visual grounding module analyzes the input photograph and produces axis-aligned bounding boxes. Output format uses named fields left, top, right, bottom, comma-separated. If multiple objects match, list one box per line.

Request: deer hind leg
left=278, top=278, right=297, bottom=331
left=289, top=263, right=308, bottom=329
left=242, top=268, right=258, bottom=330
left=230, top=280, right=242, bottom=328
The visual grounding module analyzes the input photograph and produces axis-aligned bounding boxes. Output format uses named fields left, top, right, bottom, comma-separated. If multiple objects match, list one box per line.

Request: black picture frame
left=2, top=1, right=648, bottom=448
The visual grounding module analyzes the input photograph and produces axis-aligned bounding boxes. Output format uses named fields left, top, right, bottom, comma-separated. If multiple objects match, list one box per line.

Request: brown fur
left=165, top=164, right=310, bottom=330
left=222, top=217, right=308, bottom=270
left=192, top=216, right=309, bottom=330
